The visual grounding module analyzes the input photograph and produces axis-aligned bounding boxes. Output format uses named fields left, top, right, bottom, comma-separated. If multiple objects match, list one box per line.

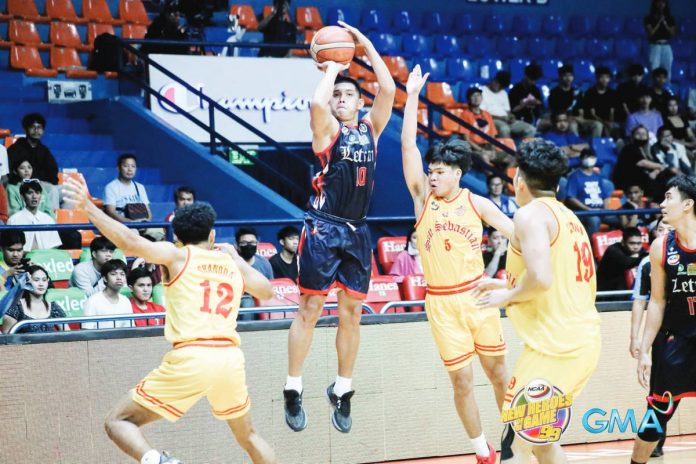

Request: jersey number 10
left=200, top=280, right=235, bottom=319
left=573, top=242, right=594, bottom=283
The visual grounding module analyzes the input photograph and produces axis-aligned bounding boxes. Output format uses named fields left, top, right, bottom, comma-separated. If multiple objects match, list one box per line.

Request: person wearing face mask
left=235, top=227, right=273, bottom=316
left=565, top=149, right=613, bottom=237
left=387, top=228, right=423, bottom=283
left=614, top=125, right=670, bottom=199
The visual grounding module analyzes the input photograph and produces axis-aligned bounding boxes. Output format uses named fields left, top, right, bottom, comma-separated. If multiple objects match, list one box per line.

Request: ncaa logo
left=524, top=379, right=554, bottom=403
left=667, top=254, right=680, bottom=266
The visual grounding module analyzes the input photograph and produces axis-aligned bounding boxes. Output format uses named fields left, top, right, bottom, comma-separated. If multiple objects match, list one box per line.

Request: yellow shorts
left=503, top=337, right=601, bottom=409
left=132, top=340, right=250, bottom=422
left=426, top=292, right=507, bottom=371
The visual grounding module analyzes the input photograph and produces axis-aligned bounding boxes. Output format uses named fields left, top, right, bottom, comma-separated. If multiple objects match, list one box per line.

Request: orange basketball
left=310, top=26, right=356, bottom=65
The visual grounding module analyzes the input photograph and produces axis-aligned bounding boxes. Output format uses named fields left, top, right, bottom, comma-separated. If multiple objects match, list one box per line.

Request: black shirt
left=483, top=251, right=507, bottom=276
left=597, top=242, right=647, bottom=291
left=269, top=252, right=298, bottom=281
left=258, top=13, right=297, bottom=58
left=142, top=15, right=190, bottom=55
left=663, top=116, right=689, bottom=141
left=509, top=81, right=543, bottom=124
left=7, top=137, right=59, bottom=185
left=616, top=81, right=650, bottom=118
left=644, top=15, right=676, bottom=43
left=663, top=230, right=696, bottom=337
left=582, top=87, right=618, bottom=121
left=621, top=200, right=653, bottom=227
left=649, top=87, right=673, bottom=115
left=548, top=86, right=581, bottom=116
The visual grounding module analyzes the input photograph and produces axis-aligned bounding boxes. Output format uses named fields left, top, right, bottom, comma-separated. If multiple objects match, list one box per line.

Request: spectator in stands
left=164, top=186, right=195, bottom=222
left=0, top=230, right=27, bottom=290
left=663, top=97, right=696, bottom=158
left=649, top=67, right=673, bottom=114
left=582, top=67, right=619, bottom=138
left=82, top=259, right=133, bottom=329
left=0, top=181, right=8, bottom=224
left=269, top=225, right=299, bottom=281
left=625, top=92, right=663, bottom=141
left=644, top=0, right=676, bottom=80
left=688, top=87, right=696, bottom=128
left=69, top=236, right=115, bottom=297
left=7, top=180, right=62, bottom=251
left=483, top=229, right=507, bottom=278
left=614, top=125, right=671, bottom=199
left=620, top=185, right=653, bottom=229
left=542, top=112, right=589, bottom=166
left=128, top=266, right=165, bottom=327
left=141, top=2, right=190, bottom=55
left=236, top=227, right=273, bottom=315
left=258, top=0, right=297, bottom=58
left=129, top=257, right=162, bottom=286
left=388, top=228, right=423, bottom=283
left=597, top=227, right=648, bottom=291
left=617, top=64, right=650, bottom=123
left=7, top=159, right=59, bottom=219
left=651, top=126, right=693, bottom=176
left=7, top=113, right=59, bottom=185
left=487, top=174, right=517, bottom=215
left=548, top=65, right=584, bottom=135
left=1, top=265, right=66, bottom=334
left=565, top=149, right=613, bottom=237
left=509, top=63, right=544, bottom=127
left=461, top=87, right=499, bottom=165
left=481, top=71, right=535, bottom=139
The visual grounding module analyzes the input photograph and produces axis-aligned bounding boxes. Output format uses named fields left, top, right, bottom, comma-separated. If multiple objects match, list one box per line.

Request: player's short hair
left=623, top=227, right=643, bottom=241
left=22, top=112, right=46, bottom=130
left=558, top=64, right=574, bottom=77
left=174, top=186, right=195, bottom=202
left=334, top=75, right=361, bottom=96
left=117, top=153, right=137, bottom=166
left=516, top=139, right=568, bottom=192
left=100, top=259, right=128, bottom=278
left=0, top=230, right=26, bottom=248
left=90, top=236, right=116, bottom=254
left=127, top=266, right=153, bottom=287
left=173, top=202, right=217, bottom=244
left=667, top=175, right=696, bottom=215
left=19, top=179, right=42, bottom=196
left=425, top=139, right=473, bottom=174
left=235, top=226, right=258, bottom=243
left=277, top=225, right=300, bottom=242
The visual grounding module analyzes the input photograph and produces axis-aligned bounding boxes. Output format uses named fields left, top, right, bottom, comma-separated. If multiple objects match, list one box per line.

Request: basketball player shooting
left=62, top=178, right=277, bottom=464
left=283, top=21, right=395, bottom=434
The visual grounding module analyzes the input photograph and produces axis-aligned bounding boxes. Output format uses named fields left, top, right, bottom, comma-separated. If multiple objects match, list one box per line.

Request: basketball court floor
left=382, top=434, right=696, bottom=463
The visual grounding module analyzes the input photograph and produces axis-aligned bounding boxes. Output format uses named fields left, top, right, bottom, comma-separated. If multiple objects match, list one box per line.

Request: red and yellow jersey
left=506, top=197, right=600, bottom=357
left=163, top=246, right=245, bottom=346
left=415, top=189, right=484, bottom=295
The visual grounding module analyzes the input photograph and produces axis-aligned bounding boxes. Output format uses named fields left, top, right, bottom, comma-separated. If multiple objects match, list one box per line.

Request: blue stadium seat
left=690, top=62, right=696, bottom=80
left=585, top=38, right=613, bottom=60
left=542, top=16, right=566, bottom=36
left=573, top=60, right=596, bottom=85
left=446, top=58, right=478, bottom=83
left=672, top=38, right=693, bottom=60
left=326, top=7, right=358, bottom=26
left=360, top=9, right=387, bottom=32
left=509, top=58, right=531, bottom=83
left=485, top=14, right=511, bottom=34
left=614, top=38, right=641, bottom=61
left=597, top=16, right=622, bottom=37
left=238, top=31, right=262, bottom=57
left=391, top=10, right=417, bottom=33
left=496, top=36, right=526, bottom=59
left=466, top=35, right=495, bottom=58
left=512, top=15, right=541, bottom=36
left=592, top=138, right=618, bottom=165
left=539, top=59, right=562, bottom=83
left=527, top=37, right=556, bottom=59
left=433, top=34, right=462, bottom=58
left=569, top=15, right=595, bottom=36
left=204, top=27, right=229, bottom=55
left=679, top=18, right=696, bottom=38
left=452, top=13, right=482, bottom=35
left=422, top=11, right=453, bottom=34
left=672, top=62, right=689, bottom=83
left=368, top=32, right=401, bottom=56
left=415, top=57, right=447, bottom=82
left=402, top=33, right=432, bottom=58
left=478, top=58, right=504, bottom=80
left=555, top=37, right=585, bottom=61
left=622, top=17, right=644, bottom=38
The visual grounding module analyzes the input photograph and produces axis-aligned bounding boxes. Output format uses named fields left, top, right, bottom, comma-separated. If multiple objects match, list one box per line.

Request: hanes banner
left=149, top=55, right=321, bottom=144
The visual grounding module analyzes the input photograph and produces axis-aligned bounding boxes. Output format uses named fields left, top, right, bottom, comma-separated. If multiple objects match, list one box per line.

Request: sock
left=141, top=450, right=161, bottom=464
left=285, top=375, right=302, bottom=393
left=630, top=461, right=646, bottom=464
left=471, top=433, right=489, bottom=457
left=333, top=375, right=352, bottom=396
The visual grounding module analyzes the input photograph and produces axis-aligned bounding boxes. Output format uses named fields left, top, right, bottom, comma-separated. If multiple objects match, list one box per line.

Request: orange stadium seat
left=606, top=197, right=622, bottom=210
left=360, top=81, right=378, bottom=106
left=256, top=278, right=299, bottom=320
left=229, top=4, right=258, bottom=31
left=296, top=6, right=323, bottom=30
left=436, top=108, right=466, bottom=137
left=417, top=108, right=429, bottom=136
left=262, top=5, right=273, bottom=18
left=87, top=22, right=115, bottom=44
left=8, top=0, right=50, bottom=22
left=383, top=55, right=408, bottom=82
left=46, top=0, right=87, bottom=23
left=256, top=242, right=277, bottom=259
left=8, top=19, right=50, bottom=49
left=426, top=82, right=464, bottom=109
left=591, top=230, right=623, bottom=261
left=122, top=23, right=147, bottom=38
left=10, top=45, right=58, bottom=77
left=51, top=47, right=98, bottom=78
left=50, top=22, right=92, bottom=51
left=402, top=273, right=426, bottom=312
left=82, top=0, right=124, bottom=24
left=366, top=275, right=403, bottom=314
left=377, top=236, right=406, bottom=274
left=118, top=0, right=149, bottom=25
left=348, top=54, right=374, bottom=81
left=496, top=137, right=516, bottom=152
left=57, top=208, right=96, bottom=247
left=292, top=29, right=314, bottom=57
left=371, top=251, right=379, bottom=276
left=611, top=189, right=624, bottom=198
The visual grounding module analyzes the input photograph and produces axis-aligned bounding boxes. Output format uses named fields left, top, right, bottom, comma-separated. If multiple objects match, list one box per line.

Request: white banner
left=149, top=55, right=321, bottom=144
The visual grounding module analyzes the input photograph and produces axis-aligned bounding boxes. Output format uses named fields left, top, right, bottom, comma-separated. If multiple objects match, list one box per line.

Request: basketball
left=310, top=26, right=356, bottom=65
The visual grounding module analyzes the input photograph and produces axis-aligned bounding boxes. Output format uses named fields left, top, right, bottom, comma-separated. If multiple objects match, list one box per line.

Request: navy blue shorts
left=650, top=330, right=696, bottom=401
left=297, top=210, right=372, bottom=299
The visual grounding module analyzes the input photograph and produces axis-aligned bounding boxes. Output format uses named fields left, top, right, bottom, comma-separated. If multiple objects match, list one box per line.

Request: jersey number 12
left=200, top=280, right=235, bottom=319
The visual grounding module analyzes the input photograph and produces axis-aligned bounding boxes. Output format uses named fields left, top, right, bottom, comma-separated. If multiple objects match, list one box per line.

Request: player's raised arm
left=214, top=243, right=273, bottom=301
left=401, top=65, right=429, bottom=216
left=470, top=194, right=514, bottom=239
left=62, top=178, right=184, bottom=271
left=339, top=21, right=395, bottom=138
left=310, top=61, right=348, bottom=148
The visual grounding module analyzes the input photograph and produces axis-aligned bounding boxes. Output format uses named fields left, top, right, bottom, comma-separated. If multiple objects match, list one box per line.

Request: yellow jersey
left=415, top=189, right=484, bottom=295
left=163, top=246, right=245, bottom=346
left=505, top=197, right=600, bottom=357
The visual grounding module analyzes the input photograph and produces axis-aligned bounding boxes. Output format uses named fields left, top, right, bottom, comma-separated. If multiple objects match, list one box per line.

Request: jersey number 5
left=200, top=280, right=235, bottom=319
left=356, top=167, right=367, bottom=187
left=573, top=242, right=594, bottom=282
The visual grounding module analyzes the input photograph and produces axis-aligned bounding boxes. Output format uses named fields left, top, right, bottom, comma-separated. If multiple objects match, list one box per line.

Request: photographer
left=142, top=1, right=190, bottom=55
left=0, top=230, right=28, bottom=291
left=258, top=0, right=297, bottom=58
